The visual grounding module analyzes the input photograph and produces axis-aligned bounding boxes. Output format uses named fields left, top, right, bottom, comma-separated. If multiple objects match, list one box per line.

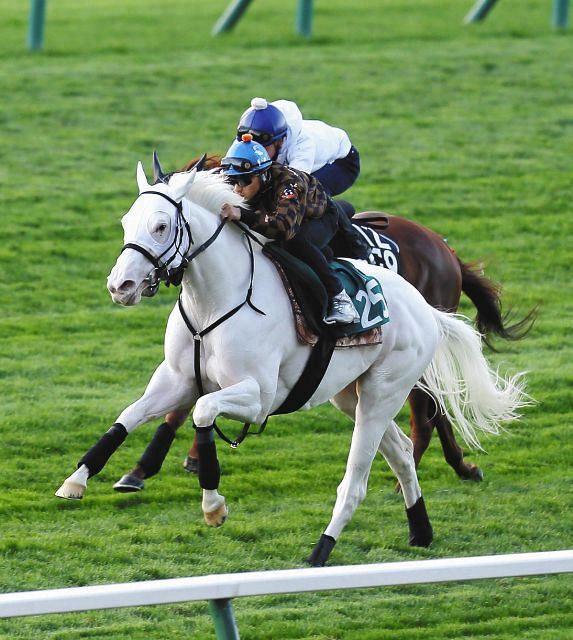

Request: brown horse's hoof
left=461, top=465, right=484, bottom=482
left=183, top=455, right=199, bottom=474
left=55, top=481, right=85, bottom=500
left=113, top=474, right=145, bottom=492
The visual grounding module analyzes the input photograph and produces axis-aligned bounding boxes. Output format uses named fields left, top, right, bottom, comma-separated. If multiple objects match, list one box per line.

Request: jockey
left=237, top=97, right=359, bottom=197
left=236, top=97, right=369, bottom=260
left=220, top=134, right=359, bottom=326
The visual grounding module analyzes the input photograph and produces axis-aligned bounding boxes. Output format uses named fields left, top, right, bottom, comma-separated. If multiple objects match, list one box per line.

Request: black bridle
left=121, top=190, right=197, bottom=290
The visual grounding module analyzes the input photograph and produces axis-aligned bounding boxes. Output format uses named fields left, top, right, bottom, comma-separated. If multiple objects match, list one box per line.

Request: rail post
left=553, top=0, right=569, bottom=27
left=209, top=598, right=240, bottom=640
left=296, top=0, right=314, bottom=38
left=212, top=0, right=254, bottom=35
left=27, top=0, right=47, bottom=51
left=464, top=0, right=499, bottom=23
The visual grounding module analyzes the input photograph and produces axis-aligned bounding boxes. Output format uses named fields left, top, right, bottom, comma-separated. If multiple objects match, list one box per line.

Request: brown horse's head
left=181, top=154, right=222, bottom=172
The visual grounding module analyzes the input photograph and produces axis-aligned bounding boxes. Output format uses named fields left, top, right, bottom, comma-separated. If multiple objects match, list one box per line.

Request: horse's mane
left=169, top=165, right=244, bottom=215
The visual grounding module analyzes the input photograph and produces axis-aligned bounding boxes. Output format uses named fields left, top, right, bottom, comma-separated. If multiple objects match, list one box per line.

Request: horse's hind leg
left=309, top=357, right=432, bottom=566
left=378, top=421, right=432, bottom=546
left=433, top=408, right=483, bottom=481
left=402, top=389, right=434, bottom=487
left=405, top=388, right=482, bottom=484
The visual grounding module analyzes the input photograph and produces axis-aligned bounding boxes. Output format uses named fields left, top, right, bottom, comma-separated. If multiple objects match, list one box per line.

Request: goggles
left=221, top=157, right=256, bottom=173
left=237, top=128, right=275, bottom=146
left=227, top=174, right=255, bottom=187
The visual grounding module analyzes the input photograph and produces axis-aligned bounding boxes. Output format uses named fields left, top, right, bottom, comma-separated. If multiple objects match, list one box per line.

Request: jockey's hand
left=221, top=204, right=241, bottom=221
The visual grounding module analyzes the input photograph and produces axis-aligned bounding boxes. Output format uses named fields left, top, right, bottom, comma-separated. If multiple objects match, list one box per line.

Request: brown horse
left=112, top=159, right=535, bottom=493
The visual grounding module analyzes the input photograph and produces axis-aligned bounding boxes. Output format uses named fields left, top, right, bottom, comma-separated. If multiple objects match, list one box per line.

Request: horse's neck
left=180, top=205, right=256, bottom=321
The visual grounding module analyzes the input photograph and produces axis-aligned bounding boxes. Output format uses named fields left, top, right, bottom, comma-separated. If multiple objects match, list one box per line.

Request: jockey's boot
left=324, top=290, right=359, bottom=325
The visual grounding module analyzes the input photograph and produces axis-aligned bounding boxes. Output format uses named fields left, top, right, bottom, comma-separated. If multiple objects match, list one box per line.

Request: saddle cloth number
left=352, top=224, right=400, bottom=273
left=354, top=279, right=389, bottom=329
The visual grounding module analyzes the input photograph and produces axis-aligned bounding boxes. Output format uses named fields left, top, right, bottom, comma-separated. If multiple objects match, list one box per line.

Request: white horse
left=56, top=160, right=528, bottom=565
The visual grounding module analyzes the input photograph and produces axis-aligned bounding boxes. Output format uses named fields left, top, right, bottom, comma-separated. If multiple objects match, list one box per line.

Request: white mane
left=180, top=170, right=245, bottom=214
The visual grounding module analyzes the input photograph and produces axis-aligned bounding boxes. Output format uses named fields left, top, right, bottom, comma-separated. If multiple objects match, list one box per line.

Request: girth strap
left=271, top=336, right=336, bottom=416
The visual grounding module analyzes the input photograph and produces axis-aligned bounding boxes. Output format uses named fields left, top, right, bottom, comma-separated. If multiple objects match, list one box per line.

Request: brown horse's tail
left=458, top=258, right=537, bottom=350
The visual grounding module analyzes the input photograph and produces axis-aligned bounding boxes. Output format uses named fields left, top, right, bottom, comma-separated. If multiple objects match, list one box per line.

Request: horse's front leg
left=192, top=377, right=264, bottom=527
left=55, top=361, right=195, bottom=500
left=114, top=409, right=191, bottom=493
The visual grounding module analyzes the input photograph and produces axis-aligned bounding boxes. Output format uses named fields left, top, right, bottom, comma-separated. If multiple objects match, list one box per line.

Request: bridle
left=120, top=190, right=197, bottom=291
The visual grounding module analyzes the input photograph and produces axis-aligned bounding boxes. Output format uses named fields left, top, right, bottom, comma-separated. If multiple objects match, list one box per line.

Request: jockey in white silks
left=236, top=97, right=369, bottom=260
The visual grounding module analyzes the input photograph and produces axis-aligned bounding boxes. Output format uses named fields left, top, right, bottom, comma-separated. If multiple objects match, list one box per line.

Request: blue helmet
left=237, top=97, right=288, bottom=146
left=221, top=134, right=272, bottom=177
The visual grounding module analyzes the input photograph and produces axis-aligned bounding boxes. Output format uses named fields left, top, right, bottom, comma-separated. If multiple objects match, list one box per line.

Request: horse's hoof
left=55, top=481, right=85, bottom=500
left=470, top=466, right=484, bottom=482
left=113, top=474, right=144, bottom=493
left=406, top=497, right=433, bottom=547
left=306, top=534, right=336, bottom=567
left=183, top=455, right=199, bottom=474
left=203, top=503, right=228, bottom=527
left=461, top=465, right=484, bottom=482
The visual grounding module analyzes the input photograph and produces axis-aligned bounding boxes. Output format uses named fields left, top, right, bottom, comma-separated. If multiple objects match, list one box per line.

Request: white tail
left=417, top=309, right=532, bottom=450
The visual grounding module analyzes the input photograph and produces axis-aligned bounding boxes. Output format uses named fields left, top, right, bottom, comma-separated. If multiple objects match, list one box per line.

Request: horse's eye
left=157, top=223, right=167, bottom=233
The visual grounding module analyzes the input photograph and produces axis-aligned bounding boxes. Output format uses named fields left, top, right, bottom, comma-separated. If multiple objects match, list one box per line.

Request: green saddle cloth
left=263, top=243, right=390, bottom=340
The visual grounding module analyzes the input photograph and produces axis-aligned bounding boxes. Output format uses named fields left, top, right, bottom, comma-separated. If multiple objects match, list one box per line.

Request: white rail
left=2, top=550, right=572, bottom=618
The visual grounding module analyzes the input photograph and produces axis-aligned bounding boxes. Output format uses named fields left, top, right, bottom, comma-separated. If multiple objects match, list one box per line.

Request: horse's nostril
left=118, top=280, right=135, bottom=293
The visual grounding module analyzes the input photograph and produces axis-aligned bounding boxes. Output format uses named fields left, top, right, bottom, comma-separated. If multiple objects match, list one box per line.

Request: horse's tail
left=417, top=309, right=532, bottom=451
left=458, top=258, right=537, bottom=350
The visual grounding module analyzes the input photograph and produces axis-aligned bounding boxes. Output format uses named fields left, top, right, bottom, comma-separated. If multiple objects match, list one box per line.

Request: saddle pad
left=331, top=259, right=391, bottom=338
left=266, top=252, right=384, bottom=348
left=352, top=224, right=401, bottom=274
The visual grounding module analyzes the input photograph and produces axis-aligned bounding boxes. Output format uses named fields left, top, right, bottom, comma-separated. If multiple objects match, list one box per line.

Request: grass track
left=1, top=1, right=572, bottom=638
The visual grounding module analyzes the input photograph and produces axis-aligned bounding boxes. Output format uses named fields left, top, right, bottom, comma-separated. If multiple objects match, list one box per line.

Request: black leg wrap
left=195, top=425, right=220, bottom=490
left=78, top=423, right=128, bottom=478
left=137, top=422, right=176, bottom=479
left=306, top=534, right=336, bottom=567
left=406, top=496, right=433, bottom=547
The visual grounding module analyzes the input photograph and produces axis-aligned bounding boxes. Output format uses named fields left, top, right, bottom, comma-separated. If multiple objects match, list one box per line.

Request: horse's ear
left=136, top=161, right=150, bottom=193
left=153, top=150, right=167, bottom=184
left=170, top=168, right=197, bottom=202
left=194, top=153, right=207, bottom=172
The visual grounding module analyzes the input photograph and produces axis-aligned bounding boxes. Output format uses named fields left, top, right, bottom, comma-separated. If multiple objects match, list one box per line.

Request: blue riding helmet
left=237, top=97, right=287, bottom=146
left=221, top=134, right=272, bottom=177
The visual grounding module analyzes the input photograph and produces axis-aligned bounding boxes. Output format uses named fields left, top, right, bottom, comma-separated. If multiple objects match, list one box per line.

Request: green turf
left=1, top=1, right=572, bottom=638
